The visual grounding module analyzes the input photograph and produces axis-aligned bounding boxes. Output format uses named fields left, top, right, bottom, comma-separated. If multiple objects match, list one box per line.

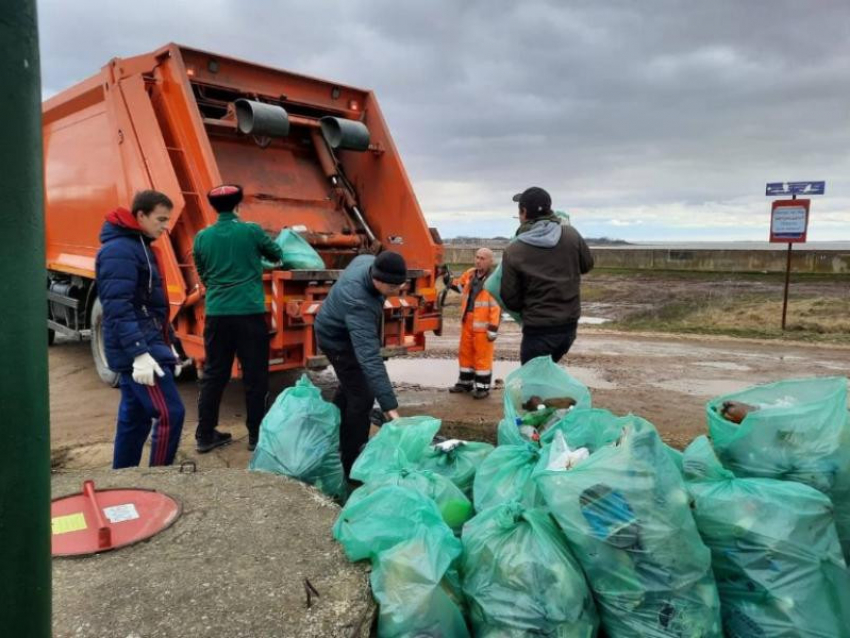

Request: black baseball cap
left=512, top=187, right=552, bottom=216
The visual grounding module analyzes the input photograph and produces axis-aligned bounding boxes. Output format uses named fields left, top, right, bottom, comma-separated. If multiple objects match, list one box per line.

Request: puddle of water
left=502, top=313, right=610, bottom=325
left=580, top=316, right=610, bottom=325
left=649, top=378, right=747, bottom=398
left=694, top=361, right=752, bottom=372
left=385, top=358, right=616, bottom=390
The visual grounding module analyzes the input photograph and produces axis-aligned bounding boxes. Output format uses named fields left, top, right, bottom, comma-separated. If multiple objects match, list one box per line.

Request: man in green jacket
left=193, top=185, right=284, bottom=452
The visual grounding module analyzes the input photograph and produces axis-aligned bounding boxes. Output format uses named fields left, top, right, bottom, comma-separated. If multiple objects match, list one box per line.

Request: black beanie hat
left=208, top=184, right=243, bottom=213
left=372, top=251, right=407, bottom=285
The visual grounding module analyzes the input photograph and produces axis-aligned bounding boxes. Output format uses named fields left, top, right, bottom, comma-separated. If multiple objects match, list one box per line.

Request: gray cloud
left=37, top=0, right=850, bottom=239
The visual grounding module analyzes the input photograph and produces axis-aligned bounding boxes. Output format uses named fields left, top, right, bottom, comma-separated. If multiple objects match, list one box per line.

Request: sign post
left=766, top=182, right=821, bottom=330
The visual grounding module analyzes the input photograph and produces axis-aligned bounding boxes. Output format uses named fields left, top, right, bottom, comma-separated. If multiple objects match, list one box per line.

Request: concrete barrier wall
left=443, top=246, right=850, bottom=274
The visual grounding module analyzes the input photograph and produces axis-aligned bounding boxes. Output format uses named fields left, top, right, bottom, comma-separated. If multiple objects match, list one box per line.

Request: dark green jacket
left=193, top=212, right=283, bottom=316
left=315, top=255, right=398, bottom=411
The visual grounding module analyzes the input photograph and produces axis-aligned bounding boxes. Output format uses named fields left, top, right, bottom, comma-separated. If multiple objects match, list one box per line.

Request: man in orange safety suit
left=448, top=248, right=501, bottom=399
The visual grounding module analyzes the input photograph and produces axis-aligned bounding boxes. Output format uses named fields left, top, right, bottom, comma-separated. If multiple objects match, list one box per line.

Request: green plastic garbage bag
left=683, top=436, right=850, bottom=638
left=333, top=485, right=458, bottom=563
left=706, top=377, right=850, bottom=559
left=534, top=415, right=722, bottom=638
left=248, top=375, right=345, bottom=499
left=372, top=530, right=470, bottom=638
left=542, top=408, right=686, bottom=475
left=498, top=356, right=592, bottom=447
left=262, top=228, right=325, bottom=270
left=349, top=416, right=441, bottom=483
left=461, top=501, right=599, bottom=637
left=345, top=468, right=473, bottom=534
left=540, top=408, right=626, bottom=448
left=417, top=439, right=494, bottom=498
left=473, top=444, right=546, bottom=513
left=484, top=260, right=522, bottom=324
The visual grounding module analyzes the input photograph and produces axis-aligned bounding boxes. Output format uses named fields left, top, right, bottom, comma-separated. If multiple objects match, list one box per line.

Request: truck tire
left=90, top=297, right=120, bottom=387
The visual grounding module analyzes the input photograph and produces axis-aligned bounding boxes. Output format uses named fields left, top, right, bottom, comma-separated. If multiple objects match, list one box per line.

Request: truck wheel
left=90, top=298, right=120, bottom=387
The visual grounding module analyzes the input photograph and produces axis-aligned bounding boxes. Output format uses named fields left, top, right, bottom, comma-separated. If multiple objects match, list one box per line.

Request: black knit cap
left=372, top=251, right=407, bottom=285
left=512, top=186, right=552, bottom=217
left=208, top=184, right=243, bottom=213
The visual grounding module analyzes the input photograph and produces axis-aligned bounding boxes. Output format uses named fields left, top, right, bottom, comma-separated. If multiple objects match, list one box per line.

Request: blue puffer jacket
left=95, top=209, right=176, bottom=373
left=315, top=255, right=398, bottom=411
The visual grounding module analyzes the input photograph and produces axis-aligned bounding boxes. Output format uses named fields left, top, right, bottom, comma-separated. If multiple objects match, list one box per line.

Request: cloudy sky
left=38, top=0, right=850, bottom=241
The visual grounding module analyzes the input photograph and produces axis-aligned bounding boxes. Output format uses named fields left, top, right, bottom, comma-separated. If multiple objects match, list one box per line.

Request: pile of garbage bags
left=462, top=501, right=598, bottom=637
left=498, top=355, right=592, bottom=446
left=349, top=415, right=442, bottom=483
left=471, top=355, right=590, bottom=512
left=536, top=415, right=723, bottom=637
left=334, top=416, right=500, bottom=637
left=344, top=467, right=473, bottom=534
left=684, top=435, right=850, bottom=637
left=248, top=375, right=345, bottom=499
left=418, top=439, right=494, bottom=498
left=320, top=358, right=850, bottom=637
left=707, top=377, right=850, bottom=561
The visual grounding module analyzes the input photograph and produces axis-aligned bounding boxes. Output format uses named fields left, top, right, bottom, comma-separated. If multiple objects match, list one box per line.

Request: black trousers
left=324, top=347, right=375, bottom=476
left=196, top=314, right=269, bottom=442
left=520, top=322, right=578, bottom=365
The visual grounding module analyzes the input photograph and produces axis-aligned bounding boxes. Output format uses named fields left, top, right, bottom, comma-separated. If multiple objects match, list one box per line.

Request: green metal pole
left=0, top=2, right=52, bottom=636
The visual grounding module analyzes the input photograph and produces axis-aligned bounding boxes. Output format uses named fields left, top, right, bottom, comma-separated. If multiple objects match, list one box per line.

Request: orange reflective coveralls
left=454, top=267, right=501, bottom=392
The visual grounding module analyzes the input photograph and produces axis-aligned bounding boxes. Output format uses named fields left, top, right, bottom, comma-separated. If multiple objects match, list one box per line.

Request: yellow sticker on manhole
left=52, top=512, right=87, bottom=535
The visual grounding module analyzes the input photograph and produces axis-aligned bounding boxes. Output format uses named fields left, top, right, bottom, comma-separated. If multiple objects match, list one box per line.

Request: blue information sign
left=765, top=181, right=825, bottom=196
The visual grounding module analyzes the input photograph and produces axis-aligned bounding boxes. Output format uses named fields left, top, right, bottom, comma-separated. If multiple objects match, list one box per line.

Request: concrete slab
left=52, top=469, right=374, bottom=638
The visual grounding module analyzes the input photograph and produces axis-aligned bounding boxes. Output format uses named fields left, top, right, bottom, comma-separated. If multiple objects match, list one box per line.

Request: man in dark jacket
left=501, top=187, right=594, bottom=364
left=315, top=252, right=406, bottom=476
left=193, top=185, right=284, bottom=453
left=95, top=190, right=186, bottom=469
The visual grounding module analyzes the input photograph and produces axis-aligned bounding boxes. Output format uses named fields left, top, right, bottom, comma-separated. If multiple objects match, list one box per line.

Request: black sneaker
left=449, top=383, right=472, bottom=394
left=196, top=430, right=233, bottom=454
left=247, top=435, right=258, bottom=452
left=472, top=389, right=490, bottom=400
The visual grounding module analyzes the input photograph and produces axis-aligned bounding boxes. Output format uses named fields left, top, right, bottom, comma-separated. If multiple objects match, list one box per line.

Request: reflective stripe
left=474, top=370, right=492, bottom=376
left=473, top=301, right=491, bottom=308
left=473, top=321, right=489, bottom=329
left=459, top=367, right=474, bottom=373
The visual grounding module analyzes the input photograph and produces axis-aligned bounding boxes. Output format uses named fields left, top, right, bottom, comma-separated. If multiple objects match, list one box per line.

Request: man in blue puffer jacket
left=95, top=190, right=186, bottom=468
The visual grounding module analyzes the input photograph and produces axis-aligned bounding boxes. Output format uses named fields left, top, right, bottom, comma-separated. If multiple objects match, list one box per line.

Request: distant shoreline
left=445, top=239, right=850, bottom=251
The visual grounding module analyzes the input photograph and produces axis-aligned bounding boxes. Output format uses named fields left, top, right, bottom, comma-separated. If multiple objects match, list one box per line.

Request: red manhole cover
left=52, top=480, right=181, bottom=557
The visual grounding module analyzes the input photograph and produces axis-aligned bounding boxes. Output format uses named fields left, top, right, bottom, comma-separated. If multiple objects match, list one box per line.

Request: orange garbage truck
left=43, top=43, right=445, bottom=384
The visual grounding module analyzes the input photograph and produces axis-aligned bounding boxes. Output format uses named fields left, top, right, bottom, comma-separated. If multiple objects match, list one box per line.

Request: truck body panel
left=43, top=44, right=444, bottom=379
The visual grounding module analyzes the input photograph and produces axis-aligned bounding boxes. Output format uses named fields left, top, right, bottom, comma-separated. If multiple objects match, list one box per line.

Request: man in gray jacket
left=501, top=187, right=594, bottom=364
left=315, top=252, right=405, bottom=476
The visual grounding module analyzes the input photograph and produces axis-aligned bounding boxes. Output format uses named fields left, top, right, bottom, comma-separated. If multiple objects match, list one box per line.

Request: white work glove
left=132, top=353, right=165, bottom=386
left=487, top=330, right=498, bottom=342
left=171, top=345, right=192, bottom=378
